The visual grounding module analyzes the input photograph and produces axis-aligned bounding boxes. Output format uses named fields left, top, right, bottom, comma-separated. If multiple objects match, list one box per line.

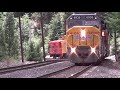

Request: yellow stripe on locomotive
left=64, top=26, right=100, bottom=48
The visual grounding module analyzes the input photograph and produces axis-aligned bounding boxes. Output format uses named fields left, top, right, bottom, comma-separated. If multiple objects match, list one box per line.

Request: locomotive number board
left=70, top=15, right=97, bottom=20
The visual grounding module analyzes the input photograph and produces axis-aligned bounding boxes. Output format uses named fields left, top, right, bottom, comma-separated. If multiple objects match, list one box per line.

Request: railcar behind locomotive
left=49, top=40, right=67, bottom=59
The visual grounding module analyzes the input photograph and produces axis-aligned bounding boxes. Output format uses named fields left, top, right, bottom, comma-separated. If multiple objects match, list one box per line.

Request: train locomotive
left=49, top=13, right=110, bottom=65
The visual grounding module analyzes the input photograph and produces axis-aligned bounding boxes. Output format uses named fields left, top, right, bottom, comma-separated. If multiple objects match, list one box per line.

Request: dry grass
left=0, top=57, right=36, bottom=69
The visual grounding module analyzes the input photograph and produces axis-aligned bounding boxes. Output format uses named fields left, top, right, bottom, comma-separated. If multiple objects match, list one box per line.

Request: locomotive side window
left=68, top=20, right=83, bottom=29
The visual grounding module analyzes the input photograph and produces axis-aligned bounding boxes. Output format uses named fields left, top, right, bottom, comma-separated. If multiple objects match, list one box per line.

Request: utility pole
left=40, top=12, right=46, bottom=62
left=19, top=15, right=24, bottom=63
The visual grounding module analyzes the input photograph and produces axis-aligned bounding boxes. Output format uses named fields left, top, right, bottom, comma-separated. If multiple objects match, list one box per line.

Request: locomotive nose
left=78, top=52, right=89, bottom=58
left=76, top=46, right=91, bottom=58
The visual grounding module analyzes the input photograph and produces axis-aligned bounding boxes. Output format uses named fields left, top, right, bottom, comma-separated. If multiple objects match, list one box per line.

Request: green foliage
left=20, top=13, right=42, bottom=61
left=21, top=13, right=31, bottom=42
left=105, top=12, right=120, bottom=32
left=3, top=12, right=19, bottom=58
left=0, top=13, right=5, bottom=60
left=27, top=36, right=42, bottom=61
left=43, top=12, right=67, bottom=54
left=0, top=12, right=56, bottom=61
left=46, top=12, right=67, bottom=40
left=31, top=12, right=55, bottom=24
left=105, top=12, right=120, bottom=55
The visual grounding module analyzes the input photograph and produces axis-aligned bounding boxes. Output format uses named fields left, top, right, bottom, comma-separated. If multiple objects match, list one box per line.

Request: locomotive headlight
left=81, top=29, right=86, bottom=38
left=90, top=47, right=99, bottom=58
left=91, top=48, right=96, bottom=53
left=71, top=47, right=76, bottom=54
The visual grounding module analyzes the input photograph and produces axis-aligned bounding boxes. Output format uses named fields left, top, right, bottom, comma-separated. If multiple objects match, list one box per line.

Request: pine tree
left=4, top=12, right=18, bottom=58
left=46, top=12, right=67, bottom=41
left=105, top=12, right=120, bottom=55
left=0, top=13, right=5, bottom=59
left=43, top=12, right=68, bottom=54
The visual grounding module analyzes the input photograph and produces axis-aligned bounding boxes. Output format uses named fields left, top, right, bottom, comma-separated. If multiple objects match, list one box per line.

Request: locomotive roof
left=66, top=13, right=101, bottom=21
left=72, top=13, right=97, bottom=15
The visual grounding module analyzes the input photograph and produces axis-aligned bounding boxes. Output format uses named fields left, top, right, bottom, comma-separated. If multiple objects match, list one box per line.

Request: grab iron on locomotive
left=49, top=12, right=110, bottom=65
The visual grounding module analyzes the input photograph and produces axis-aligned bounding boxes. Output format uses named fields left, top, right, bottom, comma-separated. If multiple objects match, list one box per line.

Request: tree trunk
left=114, top=31, right=118, bottom=61
left=19, top=16, right=24, bottom=63
left=40, top=12, right=46, bottom=62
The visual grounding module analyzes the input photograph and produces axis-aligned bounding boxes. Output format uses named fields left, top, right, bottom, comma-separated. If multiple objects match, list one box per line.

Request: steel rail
left=68, top=65, right=93, bottom=78
left=0, top=59, right=68, bottom=75
left=37, top=65, right=75, bottom=78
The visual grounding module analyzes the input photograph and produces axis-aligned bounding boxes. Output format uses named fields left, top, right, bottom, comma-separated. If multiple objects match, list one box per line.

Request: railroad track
left=68, top=59, right=111, bottom=78
left=68, top=65, right=93, bottom=78
left=38, top=60, right=107, bottom=78
left=37, top=64, right=93, bottom=78
left=37, top=65, right=76, bottom=78
left=0, top=59, right=68, bottom=75
left=68, top=60, right=108, bottom=78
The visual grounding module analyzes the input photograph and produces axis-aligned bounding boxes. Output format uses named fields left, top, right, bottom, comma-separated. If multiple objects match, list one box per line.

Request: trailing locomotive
left=49, top=12, right=110, bottom=65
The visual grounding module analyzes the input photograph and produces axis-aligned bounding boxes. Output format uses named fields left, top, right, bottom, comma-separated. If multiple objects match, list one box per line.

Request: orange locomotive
left=49, top=13, right=110, bottom=65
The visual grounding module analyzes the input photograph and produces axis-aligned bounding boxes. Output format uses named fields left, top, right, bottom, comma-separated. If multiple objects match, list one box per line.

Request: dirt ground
left=0, top=59, right=36, bottom=69
left=78, top=59, right=120, bottom=78
left=0, top=55, right=50, bottom=69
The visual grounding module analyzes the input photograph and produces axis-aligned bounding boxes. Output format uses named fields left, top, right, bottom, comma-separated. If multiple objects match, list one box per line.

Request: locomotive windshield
left=67, top=14, right=100, bottom=29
